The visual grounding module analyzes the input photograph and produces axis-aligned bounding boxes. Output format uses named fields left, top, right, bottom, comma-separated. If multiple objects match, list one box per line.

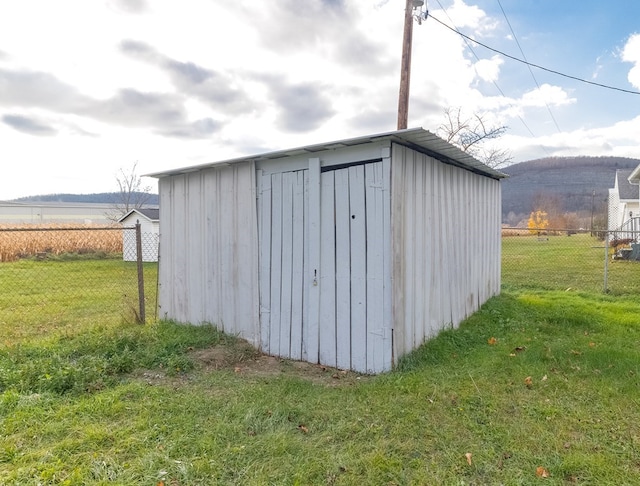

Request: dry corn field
left=0, top=224, right=123, bottom=262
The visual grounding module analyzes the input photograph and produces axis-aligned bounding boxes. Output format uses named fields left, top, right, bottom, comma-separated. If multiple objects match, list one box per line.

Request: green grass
left=502, top=233, right=640, bottom=295
left=0, top=258, right=157, bottom=342
left=1, top=258, right=640, bottom=484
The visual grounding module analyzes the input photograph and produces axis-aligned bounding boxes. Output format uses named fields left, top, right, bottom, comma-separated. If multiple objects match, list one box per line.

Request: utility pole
left=397, top=0, right=415, bottom=130
left=397, top=0, right=425, bottom=130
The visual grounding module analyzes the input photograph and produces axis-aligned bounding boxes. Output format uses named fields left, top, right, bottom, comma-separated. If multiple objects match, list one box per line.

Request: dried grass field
left=0, top=224, right=123, bottom=262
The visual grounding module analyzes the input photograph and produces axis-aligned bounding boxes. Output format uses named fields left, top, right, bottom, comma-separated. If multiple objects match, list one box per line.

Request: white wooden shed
left=118, top=208, right=160, bottom=262
left=148, top=128, right=505, bottom=373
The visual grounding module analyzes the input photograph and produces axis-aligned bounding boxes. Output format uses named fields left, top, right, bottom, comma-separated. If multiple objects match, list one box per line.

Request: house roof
left=146, top=127, right=508, bottom=181
left=616, top=169, right=638, bottom=200
left=629, top=163, right=640, bottom=184
left=117, top=208, right=159, bottom=223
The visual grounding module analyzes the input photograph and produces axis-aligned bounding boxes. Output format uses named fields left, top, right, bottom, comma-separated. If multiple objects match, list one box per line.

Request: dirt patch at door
left=189, top=339, right=369, bottom=387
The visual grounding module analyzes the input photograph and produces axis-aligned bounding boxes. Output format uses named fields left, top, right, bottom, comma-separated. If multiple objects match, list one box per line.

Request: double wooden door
left=258, top=159, right=392, bottom=373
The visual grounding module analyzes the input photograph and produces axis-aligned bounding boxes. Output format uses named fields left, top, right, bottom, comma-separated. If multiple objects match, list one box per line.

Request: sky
left=1, top=0, right=640, bottom=199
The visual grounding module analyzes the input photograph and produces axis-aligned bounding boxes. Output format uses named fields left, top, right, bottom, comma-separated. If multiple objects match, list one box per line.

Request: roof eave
left=145, top=127, right=507, bottom=181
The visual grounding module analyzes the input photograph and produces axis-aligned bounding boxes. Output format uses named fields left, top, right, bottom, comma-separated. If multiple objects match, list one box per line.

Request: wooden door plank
left=290, top=170, right=305, bottom=360
left=334, top=168, right=352, bottom=370
left=279, top=171, right=295, bottom=358
left=349, top=165, right=367, bottom=372
left=319, top=171, right=337, bottom=367
left=306, top=158, right=321, bottom=363
left=365, top=162, right=385, bottom=373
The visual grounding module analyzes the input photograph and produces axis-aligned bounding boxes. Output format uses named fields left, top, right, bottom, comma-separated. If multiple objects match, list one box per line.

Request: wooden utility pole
left=397, top=0, right=415, bottom=130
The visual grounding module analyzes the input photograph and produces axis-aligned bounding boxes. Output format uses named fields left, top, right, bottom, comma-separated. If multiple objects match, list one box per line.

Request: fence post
left=603, top=231, right=609, bottom=293
left=135, top=220, right=146, bottom=323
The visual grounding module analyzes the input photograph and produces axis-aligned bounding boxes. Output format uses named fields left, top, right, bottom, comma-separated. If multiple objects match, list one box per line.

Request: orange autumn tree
left=527, top=210, right=549, bottom=234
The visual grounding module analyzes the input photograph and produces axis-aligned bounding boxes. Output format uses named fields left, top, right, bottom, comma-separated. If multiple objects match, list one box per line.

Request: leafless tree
left=107, top=161, right=153, bottom=221
left=437, top=107, right=512, bottom=169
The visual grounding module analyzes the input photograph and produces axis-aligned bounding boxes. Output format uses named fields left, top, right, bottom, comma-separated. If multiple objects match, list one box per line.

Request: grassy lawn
left=502, top=232, right=640, bottom=295
left=1, top=256, right=640, bottom=484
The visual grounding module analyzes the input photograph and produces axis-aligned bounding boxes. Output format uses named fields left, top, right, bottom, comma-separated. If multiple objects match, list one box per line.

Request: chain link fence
left=502, top=228, right=640, bottom=295
left=0, top=224, right=158, bottom=339
left=2, top=223, right=637, bottom=338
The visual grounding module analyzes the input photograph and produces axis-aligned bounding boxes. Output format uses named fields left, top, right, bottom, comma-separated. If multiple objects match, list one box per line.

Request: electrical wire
left=432, top=0, right=540, bottom=141
left=496, top=0, right=562, bottom=133
left=427, top=12, right=640, bottom=96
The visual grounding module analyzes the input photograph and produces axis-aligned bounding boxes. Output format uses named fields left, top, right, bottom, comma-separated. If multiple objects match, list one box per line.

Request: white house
left=118, top=208, right=160, bottom=262
left=148, top=128, right=506, bottom=373
left=608, top=165, right=640, bottom=234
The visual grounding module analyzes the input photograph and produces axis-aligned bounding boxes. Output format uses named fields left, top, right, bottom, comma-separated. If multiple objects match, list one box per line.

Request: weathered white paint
left=258, top=156, right=392, bottom=373
left=152, top=128, right=504, bottom=374
left=391, top=144, right=501, bottom=361
left=119, top=209, right=159, bottom=262
left=157, top=162, right=259, bottom=343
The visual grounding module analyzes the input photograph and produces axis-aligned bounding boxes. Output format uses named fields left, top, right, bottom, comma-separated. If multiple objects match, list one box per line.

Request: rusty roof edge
left=145, top=127, right=507, bottom=180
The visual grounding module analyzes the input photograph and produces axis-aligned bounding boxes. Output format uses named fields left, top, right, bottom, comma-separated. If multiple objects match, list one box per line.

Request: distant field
left=0, top=224, right=123, bottom=262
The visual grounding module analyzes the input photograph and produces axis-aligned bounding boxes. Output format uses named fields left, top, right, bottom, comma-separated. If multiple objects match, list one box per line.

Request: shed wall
left=391, top=144, right=501, bottom=361
left=158, top=162, right=259, bottom=343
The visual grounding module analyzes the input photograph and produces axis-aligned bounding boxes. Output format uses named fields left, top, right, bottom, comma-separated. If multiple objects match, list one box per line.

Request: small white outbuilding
left=148, top=128, right=506, bottom=373
left=118, top=208, right=160, bottom=262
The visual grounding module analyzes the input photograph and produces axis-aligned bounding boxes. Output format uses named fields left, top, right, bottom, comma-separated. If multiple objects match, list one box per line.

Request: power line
left=496, top=0, right=562, bottom=133
left=432, top=0, right=540, bottom=141
left=427, top=13, right=640, bottom=96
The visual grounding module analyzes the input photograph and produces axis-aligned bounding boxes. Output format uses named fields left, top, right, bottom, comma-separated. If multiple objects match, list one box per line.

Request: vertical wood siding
left=158, top=162, right=259, bottom=343
left=259, top=158, right=393, bottom=373
left=391, top=144, right=501, bottom=361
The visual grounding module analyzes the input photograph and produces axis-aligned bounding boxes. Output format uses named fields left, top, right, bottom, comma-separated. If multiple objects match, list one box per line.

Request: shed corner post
left=307, top=157, right=321, bottom=363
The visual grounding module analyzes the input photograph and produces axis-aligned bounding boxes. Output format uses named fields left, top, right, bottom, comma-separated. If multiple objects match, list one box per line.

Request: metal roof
left=146, top=127, right=507, bottom=180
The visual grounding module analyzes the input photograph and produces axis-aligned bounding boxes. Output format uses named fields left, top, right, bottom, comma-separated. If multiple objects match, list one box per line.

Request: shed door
left=318, top=162, right=390, bottom=373
left=259, top=160, right=391, bottom=373
left=259, top=169, right=309, bottom=361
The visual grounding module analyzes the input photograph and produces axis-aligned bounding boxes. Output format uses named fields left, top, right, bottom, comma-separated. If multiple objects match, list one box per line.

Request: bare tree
left=107, top=161, right=153, bottom=221
left=437, top=107, right=512, bottom=169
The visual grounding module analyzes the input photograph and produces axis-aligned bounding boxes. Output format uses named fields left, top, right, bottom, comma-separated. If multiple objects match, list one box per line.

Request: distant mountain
left=12, top=192, right=159, bottom=205
left=501, top=156, right=640, bottom=223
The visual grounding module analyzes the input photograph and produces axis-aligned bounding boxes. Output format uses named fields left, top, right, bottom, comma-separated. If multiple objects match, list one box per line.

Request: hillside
left=501, top=156, right=640, bottom=224
left=12, top=192, right=159, bottom=206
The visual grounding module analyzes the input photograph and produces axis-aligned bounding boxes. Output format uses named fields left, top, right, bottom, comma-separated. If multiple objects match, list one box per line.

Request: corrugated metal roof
left=146, top=127, right=508, bottom=180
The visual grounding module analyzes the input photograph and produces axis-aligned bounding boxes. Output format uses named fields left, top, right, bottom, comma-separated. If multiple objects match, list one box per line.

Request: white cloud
left=473, top=56, right=504, bottom=83
left=621, top=33, right=640, bottom=88
left=520, top=84, right=576, bottom=108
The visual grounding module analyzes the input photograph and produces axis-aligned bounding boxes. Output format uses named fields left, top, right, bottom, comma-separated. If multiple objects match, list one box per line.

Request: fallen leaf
left=536, top=466, right=549, bottom=478
left=234, top=367, right=242, bottom=373
left=589, top=342, right=596, bottom=347
left=465, top=452, right=472, bottom=465
left=157, top=482, right=165, bottom=486
left=541, top=374, right=548, bottom=381
left=524, top=376, right=533, bottom=388
left=509, top=353, right=516, bottom=357
left=570, top=350, right=582, bottom=355
left=298, top=424, right=309, bottom=434
left=514, top=346, right=526, bottom=352
left=487, top=337, right=497, bottom=345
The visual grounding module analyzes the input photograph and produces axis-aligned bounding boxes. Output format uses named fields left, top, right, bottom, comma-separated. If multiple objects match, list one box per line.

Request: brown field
left=0, top=224, right=123, bottom=262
